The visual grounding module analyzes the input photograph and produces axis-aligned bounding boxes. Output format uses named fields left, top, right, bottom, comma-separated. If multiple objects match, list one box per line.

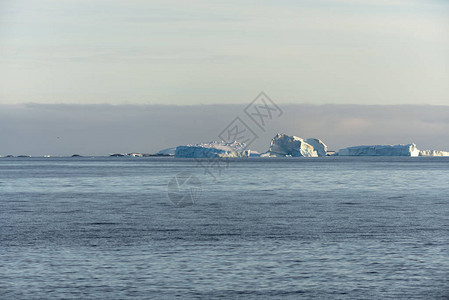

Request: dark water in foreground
left=1, top=157, right=448, bottom=299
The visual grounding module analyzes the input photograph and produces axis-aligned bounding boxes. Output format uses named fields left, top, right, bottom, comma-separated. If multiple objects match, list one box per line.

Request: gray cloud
left=0, top=103, right=448, bottom=156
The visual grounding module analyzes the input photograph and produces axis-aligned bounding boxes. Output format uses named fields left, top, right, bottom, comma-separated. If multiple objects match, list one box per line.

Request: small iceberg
left=419, top=150, right=449, bottom=157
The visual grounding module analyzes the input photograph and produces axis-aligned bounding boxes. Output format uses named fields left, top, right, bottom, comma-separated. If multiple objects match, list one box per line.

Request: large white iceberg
left=174, top=141, right=255, bottom=158
left=338, top=144, right=420, bottom=156
left=268, top=134, right=318, bottom=157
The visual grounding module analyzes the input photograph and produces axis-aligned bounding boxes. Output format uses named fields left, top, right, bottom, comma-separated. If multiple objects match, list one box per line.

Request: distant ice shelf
left=338, top=144, right=449, bottom=157
left=338, top=144, right=420, bottom=157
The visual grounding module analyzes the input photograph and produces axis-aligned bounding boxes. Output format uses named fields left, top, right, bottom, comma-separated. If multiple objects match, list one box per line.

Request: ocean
left=1, top=157, right=448, bottom=299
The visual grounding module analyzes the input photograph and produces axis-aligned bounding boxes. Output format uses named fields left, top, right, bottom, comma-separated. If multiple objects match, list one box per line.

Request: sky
left=1, top=103, right=449, bottom=156
left=1, top=1, right=448, bottom=155
left=1, top=0, right=448, bottom=105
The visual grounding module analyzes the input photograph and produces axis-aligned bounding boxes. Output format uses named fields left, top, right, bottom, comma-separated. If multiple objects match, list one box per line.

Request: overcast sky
left=1, top=103, right=449, bottom=156
left=1, top=1, right=448, bottom=155
left=1, top=0, right=448, bottom=105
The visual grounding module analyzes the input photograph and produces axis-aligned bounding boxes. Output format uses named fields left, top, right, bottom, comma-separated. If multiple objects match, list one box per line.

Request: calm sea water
left=1, top=157, right=448, bottom=299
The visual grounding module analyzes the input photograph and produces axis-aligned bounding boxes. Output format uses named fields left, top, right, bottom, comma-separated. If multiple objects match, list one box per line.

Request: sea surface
left=1, top=157, right=448, bottom=299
